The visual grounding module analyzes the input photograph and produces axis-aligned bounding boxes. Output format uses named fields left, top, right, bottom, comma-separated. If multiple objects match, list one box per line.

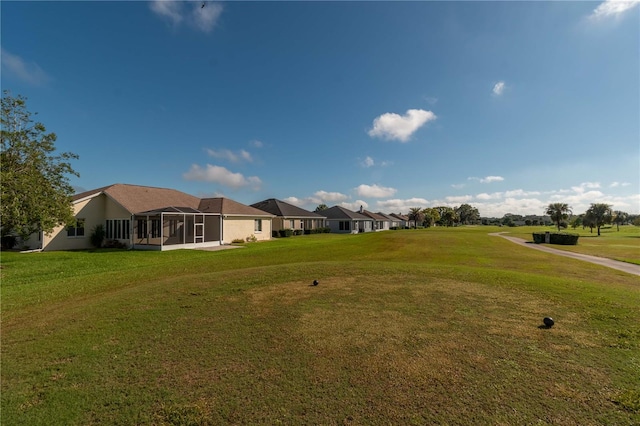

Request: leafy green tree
left=408, top=207, right=424, bottom=228
left=569, top=215, right=583, bottom=229
left=612, top=210, right=628, bottom=231
left=582, top=212, right=596, bottom=233
left=585, top=203, right=612, bottom=236
left=455, top=203, right=480, bottom=225
left=436, top=207, right=458, bottom=227
left=545, top=203, right=572, bottom=231
left=314, top=204, right=328, bottom=212
left=422, top=207, right=440, bottom=227
left=1, top=91, right=79, bottom=242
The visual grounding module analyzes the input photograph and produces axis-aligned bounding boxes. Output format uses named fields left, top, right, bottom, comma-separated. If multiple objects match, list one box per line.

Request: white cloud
left=191, top=2, right=223, bottom=33
left=445, top=195, right=473, bottom=203
left=183, top=164, right=261, bottom=190
left=150, top=1, right=223, bottom=33
left=492, top=81, right=506, bottom=96
left=361, top=156, right=375, bottom=168
left=469, top=176, right=504, bottom=184
left=476, top=193, right=499, bottom=200
left=283, top=196, right=303, bottom=206
left=609, top=181, right=630, bottom=188
left=475, top=190, right=540, bottom=201
left=590, top=0, right=640, bottom=20
left=377, top=198, right=430, bottom=213
left=424, top=96, right=438, bottom=105
left=0, top=47, right=51, bottom=86
left=150, top=1, right=183, bottom=26
left=313, top=190, right=349, bottom=203
left=368, top=109, right=436, bottom=142
left=482, top=176, right=504, bottom=183
left=504, top=189, right=541, bottom=197
left=451, top=183, right=466, bottom=189
left=250, top=140, right=264, bottom=148
left=571, top=182, right=601, bottom=193
left=355, top=184, right=397, bottom=198
left=339, top=200, right=369, bottom=211
left=475, top=198, right=547, bottom=218
left=206, top=148, right=253, bottom=163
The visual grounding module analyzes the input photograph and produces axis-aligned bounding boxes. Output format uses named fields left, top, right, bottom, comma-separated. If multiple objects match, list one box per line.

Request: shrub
left=104, top=239, right=127, bottom=249
left=532, top=233, right=546, bottom=244
left=103, top=240, right=127, bottom=248
left=293, top=229, right=303, bottom=236
left=90, top=224, right=106, bottom=248
left=246, top=234, right=257, bottom=243
left=231, top=238, right=245, bottom=244
left=278, top=229, right=293, bottom=238
left=532, top=232, right=579, bottom=245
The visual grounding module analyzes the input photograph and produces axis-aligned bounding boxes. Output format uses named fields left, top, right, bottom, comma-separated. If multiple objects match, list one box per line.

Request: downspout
left=220, top=214, right=225, bottom=245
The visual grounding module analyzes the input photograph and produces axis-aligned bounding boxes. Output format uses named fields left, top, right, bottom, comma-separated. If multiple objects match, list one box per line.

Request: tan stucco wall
left=271, top=218, right=301, bottom=232
left=42, top=195, right=108, bottom=251
left=222, top=216, right=271, bottom=243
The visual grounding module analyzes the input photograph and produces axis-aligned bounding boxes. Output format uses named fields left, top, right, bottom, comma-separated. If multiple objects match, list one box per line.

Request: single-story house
left=321, top=206, right=374, bottom=234
left=360, top=210, right=390, bottom=231
left=389, top=213, right=411, bottom=228
left=251, top=198, right=326, bottom=234
left=377, top=212, right=402, bottom=229
left=199, top=197, right=274, bottom=244
left=23, top=183, right=273, bottom=251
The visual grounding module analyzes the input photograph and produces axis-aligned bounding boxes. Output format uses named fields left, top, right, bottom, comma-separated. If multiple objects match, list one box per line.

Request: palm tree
left=586, top=203, right=612, bottom=236
left=408, top=207, right=425, bottom=228
left=545, top=203, right=572, bottom=231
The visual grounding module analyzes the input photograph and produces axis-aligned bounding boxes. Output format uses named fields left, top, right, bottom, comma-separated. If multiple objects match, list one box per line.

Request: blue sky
left=2, top=1, right=638, bottom=217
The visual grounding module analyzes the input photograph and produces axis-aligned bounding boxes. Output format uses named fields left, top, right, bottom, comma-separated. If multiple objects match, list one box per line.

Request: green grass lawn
left=503, top=224, right=640, bottom=265
left=2, top=227, right=639, bottom=425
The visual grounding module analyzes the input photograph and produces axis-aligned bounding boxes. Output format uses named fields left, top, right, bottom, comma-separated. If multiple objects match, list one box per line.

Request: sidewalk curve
left=489, top=232, right=640, bottom=277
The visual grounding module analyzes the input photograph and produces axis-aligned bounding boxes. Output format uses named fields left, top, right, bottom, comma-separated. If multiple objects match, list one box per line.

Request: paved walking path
left=490, top=232, right=640, bottom=276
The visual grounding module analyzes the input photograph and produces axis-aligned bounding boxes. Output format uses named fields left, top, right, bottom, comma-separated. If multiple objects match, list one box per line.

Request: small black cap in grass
left=543, top=317, right=554, bottom=327
left=313, top=280, right=319, bottom=286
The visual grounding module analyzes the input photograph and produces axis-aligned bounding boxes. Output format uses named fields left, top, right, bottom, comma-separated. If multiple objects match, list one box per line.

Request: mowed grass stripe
left=2, top=228, right=639, bottom=424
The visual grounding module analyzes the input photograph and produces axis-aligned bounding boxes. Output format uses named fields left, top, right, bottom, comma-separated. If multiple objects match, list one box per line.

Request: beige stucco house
left=23, top=184, right=273, bottom=251
left=250, top=198, right=326, bottom=235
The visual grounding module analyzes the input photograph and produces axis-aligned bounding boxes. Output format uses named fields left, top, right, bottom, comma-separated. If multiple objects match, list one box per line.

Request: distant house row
left=24, top=183, right=413, bottom=251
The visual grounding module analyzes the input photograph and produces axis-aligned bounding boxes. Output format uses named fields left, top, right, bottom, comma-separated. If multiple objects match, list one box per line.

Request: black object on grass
left=543, top=317, right=554, bottom=327
left=313, top=280, right=319, bottom=286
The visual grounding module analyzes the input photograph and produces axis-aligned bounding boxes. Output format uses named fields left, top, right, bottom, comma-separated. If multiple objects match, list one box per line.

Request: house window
left=67, top=219, right=85, bottom=237
left=339, top=221, right=350, bottom=231
left=137, top=220, right=147, bottom=238
left=254, top=219, right=262, bottom=232
left=106, top=219, right=130, bottom=240
left=289, top=219, right=295, bottom=229
left=151, top=219, right=161, bottom=238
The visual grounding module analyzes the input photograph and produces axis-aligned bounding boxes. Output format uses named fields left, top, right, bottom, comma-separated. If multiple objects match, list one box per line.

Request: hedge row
left=272, top=227, right=331, bottom=238
left=532, top=232, right=580, bottom=245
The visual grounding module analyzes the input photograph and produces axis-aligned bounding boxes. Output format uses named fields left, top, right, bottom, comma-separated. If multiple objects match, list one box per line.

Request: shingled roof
left=250, top=198, right=326, bottom=218
left=360, top=210, right=388, bottom=221
left=321, top=205, right=372, bottom=220
left=73, top=183, right=201, bottom=214
left=199, top=197, right=274, bottom=217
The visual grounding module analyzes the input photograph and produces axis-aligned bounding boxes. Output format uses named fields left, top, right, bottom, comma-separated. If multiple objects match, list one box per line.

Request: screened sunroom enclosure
left=132, top=207, right=222, bottom=250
